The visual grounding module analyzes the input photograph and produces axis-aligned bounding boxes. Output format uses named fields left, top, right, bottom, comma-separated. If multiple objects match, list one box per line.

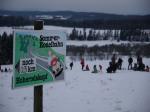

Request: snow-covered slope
left=0, top=57, right=150, bottom=112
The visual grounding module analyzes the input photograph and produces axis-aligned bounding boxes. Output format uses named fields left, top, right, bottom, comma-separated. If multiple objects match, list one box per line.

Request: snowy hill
left=0, top=57, right=150, bottom=112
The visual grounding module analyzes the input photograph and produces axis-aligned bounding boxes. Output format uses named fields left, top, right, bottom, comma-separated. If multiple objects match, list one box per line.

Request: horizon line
left=0, top=9, right=150, bottom=16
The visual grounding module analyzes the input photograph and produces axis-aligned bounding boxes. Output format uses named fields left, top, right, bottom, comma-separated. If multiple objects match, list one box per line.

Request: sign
left=13, top=30, right=66, bottom=88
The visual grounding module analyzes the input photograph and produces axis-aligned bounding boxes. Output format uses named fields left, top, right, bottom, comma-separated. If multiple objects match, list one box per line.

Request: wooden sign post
left=34, top=20, right=44, bottom=112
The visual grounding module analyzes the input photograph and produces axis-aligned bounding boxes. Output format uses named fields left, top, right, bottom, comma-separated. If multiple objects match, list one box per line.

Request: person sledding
left=84, top=64, right=90, bottom=71
left=133, top=63, right=138, bottom=71
left=107, top=61, right=117, bottom=73
left=80, top=58, right=85, bottom=70
left=82, top=64, right=90, bottom=71
left=92, top=65, right=98, bottom=73
left=145, top=66, right=150, bottom=72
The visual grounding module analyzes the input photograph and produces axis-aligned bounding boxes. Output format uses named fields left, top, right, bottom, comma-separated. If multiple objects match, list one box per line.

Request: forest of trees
left=67, top=44, right=150, bottom=59
left=69, top=28, right=150, bottom=42
left=0, top=32, right=13, bottom=65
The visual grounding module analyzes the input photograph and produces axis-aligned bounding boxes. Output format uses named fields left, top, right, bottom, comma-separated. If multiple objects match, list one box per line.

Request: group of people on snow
left=69, top=58, right=102, bottom=73
left=128, top=55, right=149, bottom=72
left=69, top=54, right=150, bottom=73
left=1, top=55, right=150, bottom=73
left=107, top=54, right=150, bottom=73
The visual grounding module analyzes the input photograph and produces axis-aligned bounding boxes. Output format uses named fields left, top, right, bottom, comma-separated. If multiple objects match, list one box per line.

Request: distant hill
left=0, top=10, right=150, bottom=21
left=0, top=10, right=150, bottom=29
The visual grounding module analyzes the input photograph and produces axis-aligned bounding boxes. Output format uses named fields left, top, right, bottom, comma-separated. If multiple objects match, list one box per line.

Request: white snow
left=0, top=26, right=150, bottom=112
left=0, top=26, right=77, bottom=35
left=0, top=27, right=13, bottom=35
left=0, top=57, right=150, bottom=112
left=0, top=26, right=120, bottom=36
left=35, top=15, right=53, bottom=20
left=67, top=40, right=150, bottom=47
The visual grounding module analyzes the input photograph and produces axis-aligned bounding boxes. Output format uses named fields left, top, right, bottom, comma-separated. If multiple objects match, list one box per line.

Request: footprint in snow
left=114, top=106, right=122, bottom=111
left=0, top=104, right=5, bottom=107
left=23, top=97, right=27, bottom=100
left=65, top=81, right=71, bottom=86
left=0, top=84, right=4, bottom=87
left=115, top=100, right=122, bottom=104
left=86, top=101, right=91, bottom=105
left=123, top=110, right=131, bottom=112
left=73, top=77, right=78, bottom=81
left=49, top=86, right=53, bottom=90
left=70, top=86, right=74, bottom=89
left=100, top=80, right=107, bottom=86
left=131, top=89, right=135, bottom=92
left=8, top=97, right=13, bottom=100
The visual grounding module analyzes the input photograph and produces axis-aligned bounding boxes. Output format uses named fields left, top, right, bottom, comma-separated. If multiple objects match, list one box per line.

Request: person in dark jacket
left=111, top=54, right=117, bottom=65
left=128, top=56, right=133, bottom=70
left=117, top=58, right=123, bottom=70
left=137, top=56, right=144, bottom=71
left=5, top=68, right=8, bottom=72
left=137, top=55, right=142, bottom=65
left=70, top=62, right=73, bottom=70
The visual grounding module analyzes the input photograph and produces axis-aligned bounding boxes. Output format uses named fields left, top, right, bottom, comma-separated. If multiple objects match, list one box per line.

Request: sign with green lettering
left=13, top=30, right=66, bottom=88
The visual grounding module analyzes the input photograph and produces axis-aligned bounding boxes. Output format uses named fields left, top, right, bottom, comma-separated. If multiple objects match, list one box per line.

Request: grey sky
left=0, top=0, right=150, bottom=15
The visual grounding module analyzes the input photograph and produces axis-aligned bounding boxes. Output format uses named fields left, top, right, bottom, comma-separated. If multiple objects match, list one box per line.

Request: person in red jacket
left=80, top=58, right=85, bottom=70
left=99, top=65, right=102, bottom=72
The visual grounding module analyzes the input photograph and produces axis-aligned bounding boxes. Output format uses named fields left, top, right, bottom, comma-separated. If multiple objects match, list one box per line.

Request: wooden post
left=34, top=20, right=44, bottom=112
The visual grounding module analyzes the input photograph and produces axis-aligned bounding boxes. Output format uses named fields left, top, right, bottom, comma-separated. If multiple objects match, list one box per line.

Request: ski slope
left=0, top=57, right=150, bottom=112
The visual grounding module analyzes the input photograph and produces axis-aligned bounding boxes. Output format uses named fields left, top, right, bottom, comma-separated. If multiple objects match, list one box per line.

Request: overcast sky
left=0, top=0, right=150, bottom=15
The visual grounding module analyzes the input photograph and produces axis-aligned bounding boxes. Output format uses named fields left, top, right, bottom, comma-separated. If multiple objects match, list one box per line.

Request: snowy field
left=66, top=40, right=150, bottom=47
left=0, top=26, right=150, bottom=112
left=0, top=26, right=114, bottom=35
left=0, top=57, right=150, bottom=112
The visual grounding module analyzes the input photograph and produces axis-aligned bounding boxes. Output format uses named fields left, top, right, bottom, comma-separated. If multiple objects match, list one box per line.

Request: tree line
left=67, top=44, right=150, bottom=57
left=0, top=16, right=150, bottom=29
left=69, top=28, right=150, bottom=42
